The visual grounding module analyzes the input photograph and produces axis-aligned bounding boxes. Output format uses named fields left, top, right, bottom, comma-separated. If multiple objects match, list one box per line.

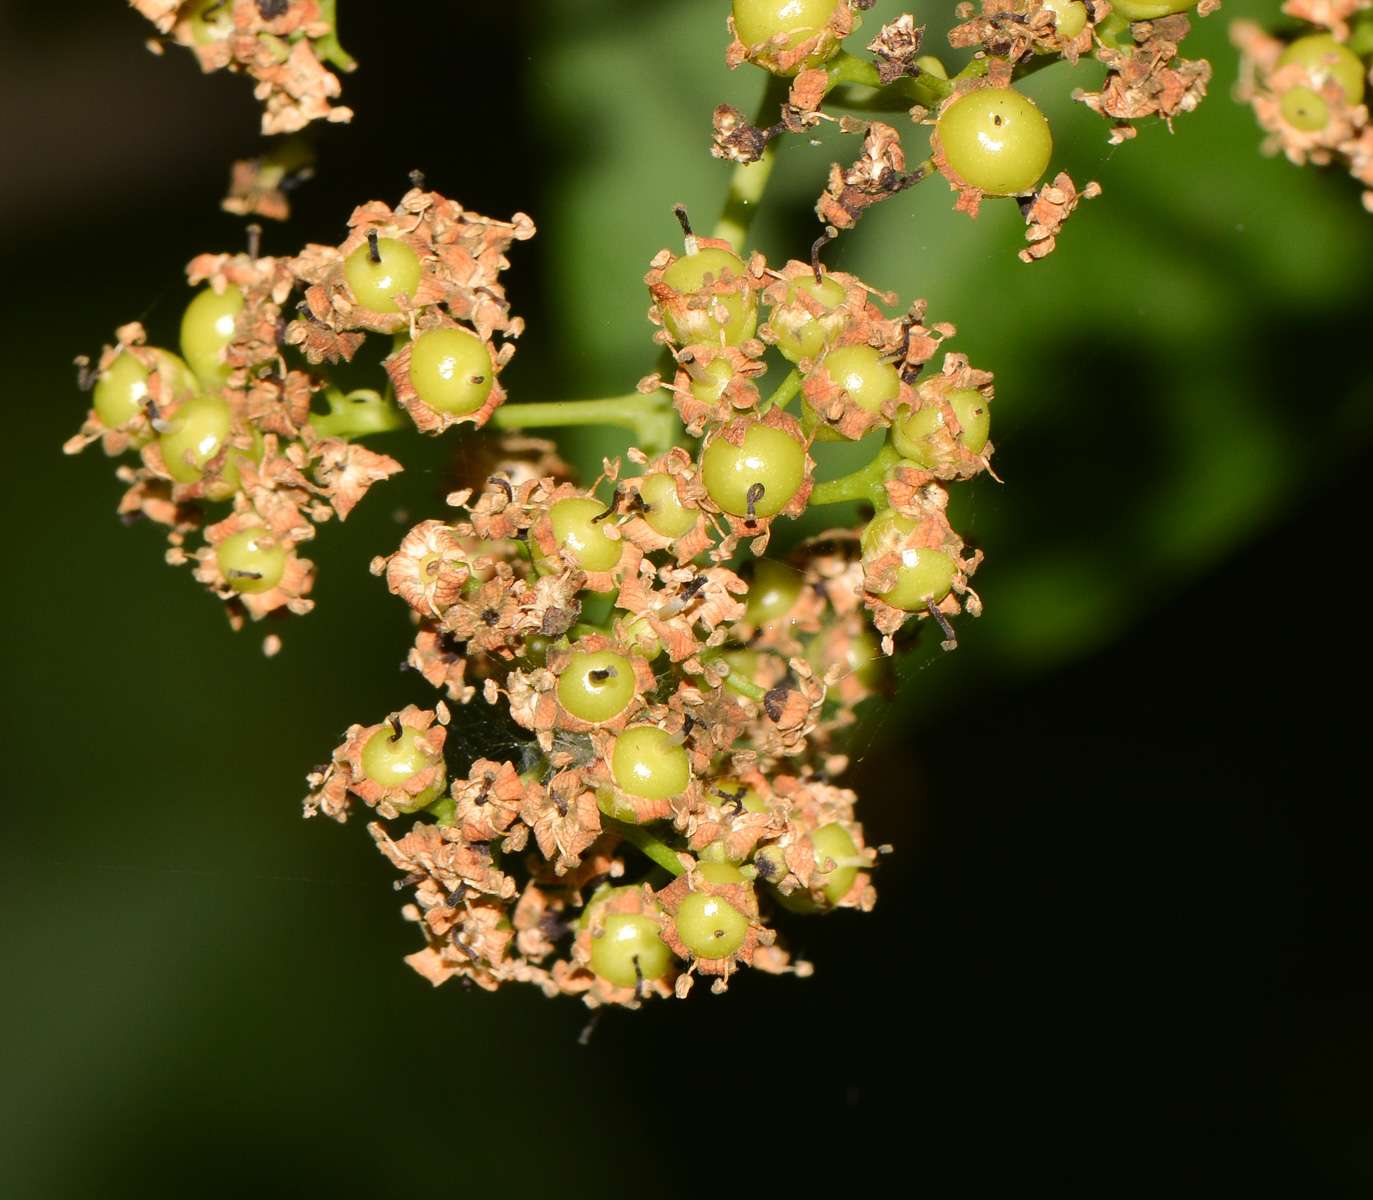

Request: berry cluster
left=1233, top=4, right=1373, bottom=209
left=304, top=208, right=991, bottom=1005
left=65, top=184, right=533, bottom=637
left=714, top=0, right=1217, bottom=260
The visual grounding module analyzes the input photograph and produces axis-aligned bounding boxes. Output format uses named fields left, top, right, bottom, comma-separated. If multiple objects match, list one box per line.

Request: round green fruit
left=809, top=822, right=859, bottom=904
left=813, top=344, right=901, bottom=427
left=937, top=89, right=1053, bottom=195
left=772, top=272, right=849, bottom=362
left=590, top=913, right=672, bottom=988
left=743, top=558, right=804, bottom=624
left=180, top=285, right=244, bottom=388
left=700, top=423, right=806, bottom=518
left=558, top=650, right=637, bottom=724
left=706, top=781, right=768, bottom=814
left=675, top=888, right=750, bottom=959
left=1108, top=0, right=1195, bottom=19
left=186, top=0, right=234, bottom=43
left=660, top=248, right=757, bottom=345
left=159, top=394, right=232, bottom=484
left=688, top=357, right=734, bottom=406
left=636, top=472, right=699, bottom=539
left=408, top=327, right=494, bottom=415
left=611, top=726, right=691, bottom=800
left=360, top=724, right=447, bottom=812
left=732, top=0, right=845, bottom=73
left=861, top=510, right=957, bottom=612
left=543, top=497, right=623, bottom=573
left=1278, top=34, right=1366, bottom=105
left=1280, top=85, right=1331, bottom=131
left=1042, top=0, right=1088, bottom=39
left=93, top=354, right=151, bottom=429
left=345, top=236, right=423, bottom=314
left=215, top=527, right=286, bottom=594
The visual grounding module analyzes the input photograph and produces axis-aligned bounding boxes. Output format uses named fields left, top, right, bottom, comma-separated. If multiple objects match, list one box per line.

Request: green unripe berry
left=773, top=273, right=849, bottom=362
left=360, top=724, right=447, bottom=813
left=345, top=237, right=423, bottom=314
left=589, top=913, right=673, bottom=988
left=937, top=89, right=1053, bottom=196
left=408, top=327, right=494, bottom=415
left=636, top=472, right=699, bottom=538
left=743, top=558, right=804, bottom=624
left=661, top=248, right=757, bottom=345
left=891, top=389, right=990, bottom=466
left=1108, top=0, right=1195, bottom=19
left=94, top=355, right=151, bottom=428
left=558, top=650, right=637, bottom=724
left=426, top=796, right=457, bottom=825
left=700, top=423, right=806, bottom=518
left=186, top=0, right=234, bottom=43
left=1042, top=0, right=1088, bottom=39
left=688, top=357, right=735, bottom=407
left=805, top=624, right=884, bottom=690
left=721, top=648, right=762, bottom=685
left=819, top=345, right=901, bottom=414
left=1279, top=34, right=1366, bottom=105
left=809, top=822, right=859, bottom=904
left=1280, top=85, right=1331, bottom=131
left=543, top=497, right=623, bottom=573
left=159, top=394, right=232, bottom=484
left=180, top=285, right=244, bottom=389
left=949, top=390, right=991, bottom=455
left=732, top=0, right=845, bottom=74
left=216, top=528, right=286, bottom=595
left=861, top=509, right=957, bottom=612
left=611, top=726, right=691, bottom=800
left=706, top=781, right=769, bottom=814
left=916, top=56, right=948, bottom=79
left=676, top=887, right=750, bottom=958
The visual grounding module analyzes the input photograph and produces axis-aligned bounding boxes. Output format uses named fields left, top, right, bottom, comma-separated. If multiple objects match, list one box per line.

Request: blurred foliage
left=0, top=1, right=1370, bottom=1196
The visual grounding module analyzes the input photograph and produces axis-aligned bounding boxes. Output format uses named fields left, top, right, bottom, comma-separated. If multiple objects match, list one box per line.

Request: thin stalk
left=808, top=441, right=903, bottom=507
left=760, top=367, right=802, bottom=414
left=491, top=388, right=678, bottom=457
left=308, top=387, right=406, bottom=440
left=825, top=50, right=882, bottom=89
left=601, top=816, right=686, bottom=876
left=313, top=0, right=356, bottom=71
left=713, top=73, right=791, bottom=251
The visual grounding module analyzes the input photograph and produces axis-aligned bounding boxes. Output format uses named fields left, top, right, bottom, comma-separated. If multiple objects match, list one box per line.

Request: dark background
left=1, top=1, right=1369, bottom=1195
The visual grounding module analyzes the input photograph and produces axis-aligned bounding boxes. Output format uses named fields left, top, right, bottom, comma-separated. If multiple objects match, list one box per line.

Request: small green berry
left=809, top=822, right=859, bottom=904
left=1278, top=34, right=1365, bottom=104
left=93, top=355, right=150, bottom=429
left=705, top=781, right=769, bottom=814
left=1042, top=0, right=1088, bottom=39
left=543, top=497, right=623, bottom=573
left=186, top=0, right=233, bottom=43
left=611, top=726, right=691, bottom=800
left=891, top=389, right=990, bottom=467
left=345, top=236, right=423, bottom=314
left=216, top=528, right=286, bottom=595
left=159, top=394, right=232, bottom=484
left=772, top=272, right=849, bottom=362
left=408, top=327, right=494, bottom=415
left=558, top=650, right=637, bottom=724
left=700, top=423, right=806, bottom=518
left=590, top=913, right=673, bottom=988
left=861, top=509, right=956, bottom=612
left=360, top=724, right=446, bottom=813
left=1280, top=85, right=1331, bottom=131
left=180, top=286, right=244, bottom=389
left=743, top=558, right=804, bottom=624
left=817, top=344, right=901, bottom=416
left=660, top=248, right=757, bottom=346
left=675, top=887, right=750, bottom=959
left=636, top=472, right=699, bottom=539
left=688, top=357, right=735, bottom=407
left=732, top=0, right=846, bottom=74
left=1107, top=0, right=1195, bottom=19
left=937, top=89, right=1053, bottom=196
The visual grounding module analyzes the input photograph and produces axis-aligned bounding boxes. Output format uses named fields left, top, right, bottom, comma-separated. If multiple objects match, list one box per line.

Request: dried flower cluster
left=133, top=0, right=355, bottom=135
left=66, top=186, right=533, bottom=634
left=1232, top=6, right=1373, bottom=210
left=305, top=210, right=993, bottom=1006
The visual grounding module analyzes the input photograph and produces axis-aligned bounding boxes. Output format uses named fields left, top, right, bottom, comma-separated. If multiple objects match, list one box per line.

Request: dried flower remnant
left=132, top=0, right=356, bottom=135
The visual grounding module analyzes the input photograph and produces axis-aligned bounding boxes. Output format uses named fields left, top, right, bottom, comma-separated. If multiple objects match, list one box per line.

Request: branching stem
left=491, top=388, right=678, bottom=457
left=601, top=816, right=686, bottom=876
left=808, top=441, right=903, bottom=507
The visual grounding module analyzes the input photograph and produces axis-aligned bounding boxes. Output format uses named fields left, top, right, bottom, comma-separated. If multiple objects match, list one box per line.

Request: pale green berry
left=216, top=528, right=286, bottom=594
left=688, top=357, right=734, bottom=407
left=180, top=285, right=244, bottom=389
left=589, top=913, right=673, bottom=987
left=408, top=327, right=494, bottom=415
left=660, top=248, right=757, bottom=345
left=772, top=272, right=849, bottom=362
left=1279, top=34, right=1365, bottom=104
left=558, top=650, right=637, bottom=724
left=818, top=344, right=901, bottom=414
left=743, top=559, right=804, bottom=624
left=1108, top=0, right=1195, bottom=19
left=891, top=389, right=990, bottom=467
left=360, top=724, right=447, bottom=813
left=732, top=0, right=846, bottom=74
left=1042, top=0, right=1088, bottom=39
left=93, top=355, right=151, bottom=429
left=937, top=89, right=1053, bottom=196
left=916, top=55, right=948, bottom=79
left=345, top=236, right=422, bottom=314
left=676, top=871, right=750, bottom=957
left=861, top=509, right=956, bottom=612
left=700, top=423, right=806, bottom=518
left=611, top=726, right=691, bottom=800
left=636, top=472, right=699, bottom=538
left=542, top=497, right=623, bottom=573
left=159, top=394, right=231, bottom=484
left=186, top=0, right=234, bottom=44
left=809, top=822, right=859, bottom=904
left=1281, top=85, right=1331, bottom=131
left=804, top=624, right=883, bottom=690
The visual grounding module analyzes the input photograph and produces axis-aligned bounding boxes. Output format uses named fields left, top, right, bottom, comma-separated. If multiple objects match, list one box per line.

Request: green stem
left=601, top=816, right=686, bottom=876
left=809, top=441, right=903, bottom=507
left=308, top=387, right=406, bottom=440
left=713, top=74, right=790, bottom=251
left=825, top=50, right=882, bottom=89
left=313, top=0, right=356, bottom=72
left=491, top=388, right=678, bottom=457
left=761, top=367, right=802, bottom=414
